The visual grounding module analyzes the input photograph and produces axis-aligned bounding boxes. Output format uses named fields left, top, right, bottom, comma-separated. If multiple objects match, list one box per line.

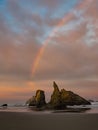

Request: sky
left=0, top=0, right=98, bottom=104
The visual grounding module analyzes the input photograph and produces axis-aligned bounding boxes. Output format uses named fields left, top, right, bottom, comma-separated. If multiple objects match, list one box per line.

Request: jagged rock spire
left=53, top=81, right=60, bottom=92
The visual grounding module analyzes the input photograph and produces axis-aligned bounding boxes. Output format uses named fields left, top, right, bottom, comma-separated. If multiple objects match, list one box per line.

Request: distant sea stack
left=26, top=81, right=91, bottom=110
left=1, top=104, right=8, bottom=108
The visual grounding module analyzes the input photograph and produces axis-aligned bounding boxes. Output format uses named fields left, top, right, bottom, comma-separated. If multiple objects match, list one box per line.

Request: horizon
left=0, top=0, right=98, bottom=104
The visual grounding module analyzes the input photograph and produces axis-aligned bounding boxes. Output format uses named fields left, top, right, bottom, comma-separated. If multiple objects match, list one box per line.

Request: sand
left=0, top=112, right=98, bottom=130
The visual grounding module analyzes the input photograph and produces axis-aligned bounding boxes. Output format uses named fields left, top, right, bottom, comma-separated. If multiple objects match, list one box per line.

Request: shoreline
left=0, top=111, right=98, bottom=130
left=0, top=104, right=98, bottom=113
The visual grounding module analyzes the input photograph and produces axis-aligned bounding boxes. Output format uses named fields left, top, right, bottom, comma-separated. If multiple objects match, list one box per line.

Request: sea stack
left=26, top=81, right=91, bottom=110
left=26, top=90, right=46, bottom=108
left=49, top=81, right=91, bottom=109
left=49, top=81, right=66, bottom=109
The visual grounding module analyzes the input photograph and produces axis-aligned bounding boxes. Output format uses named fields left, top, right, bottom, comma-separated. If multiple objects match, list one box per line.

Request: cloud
left=0, top=13, right=42, bottom=81
left=38, top=0, right=61, bottom=8
left=34, top=42, right=98, bottom=80
left=0, top=41, right=42, bottom=81
left=0, top=0, right=98, bottom=82
left=0, top=0, right=78, bottom=80
left=33, top=0, right=98, bottom=81
left=0, top=0, right=98, bottom=102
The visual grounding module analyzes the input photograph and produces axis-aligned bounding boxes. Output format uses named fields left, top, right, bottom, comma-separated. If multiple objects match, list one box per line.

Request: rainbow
left=32, top=13, right=74, bottom=75
left=32, top=0, right=93, bottom=76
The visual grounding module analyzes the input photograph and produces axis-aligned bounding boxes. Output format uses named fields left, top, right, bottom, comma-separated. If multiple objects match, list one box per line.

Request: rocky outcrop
left=26, top=90, right=46, bottom=108
left=60, top=89, right=90, bottom=105
left=26, top=81, right=91, bottom=110
left=49, top=82, right=66, bottom=109
left=49, top=81, right=91, bottom=109
left=26, top=96, right=36, bottom=106
left=1, top=104, right=8, bottom=107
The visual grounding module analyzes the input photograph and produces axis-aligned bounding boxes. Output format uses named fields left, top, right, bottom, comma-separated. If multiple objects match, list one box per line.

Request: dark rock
left=49, top=81, right=91, bottom=109
left=35, top=90, right=46, bottom=107
left=26, top=81, right=91, bottom=110
left=49, top=81, right=66, bottom=109
left=1, top=104, right=8, bottom=108
left=26, top=96, right=36, bottom=106
left=26, top=90, right=46, bottom=108
left=88, top=99, right=94, bottom=102
left=60, top=89, right=91, bottom=105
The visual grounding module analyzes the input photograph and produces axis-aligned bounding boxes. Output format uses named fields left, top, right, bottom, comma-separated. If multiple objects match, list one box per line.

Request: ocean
left=0, top=102, right=98, bottom=113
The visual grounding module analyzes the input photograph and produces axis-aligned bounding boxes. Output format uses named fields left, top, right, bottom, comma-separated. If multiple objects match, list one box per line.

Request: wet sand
left=0, top=112, right=98, bottom=130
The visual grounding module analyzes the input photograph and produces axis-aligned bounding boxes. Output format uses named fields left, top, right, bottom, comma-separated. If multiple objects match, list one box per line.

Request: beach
left=0, top=112, right=98, bottom=130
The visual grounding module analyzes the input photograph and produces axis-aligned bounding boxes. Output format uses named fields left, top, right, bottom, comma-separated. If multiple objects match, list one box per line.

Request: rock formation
left=49, top=82, right=66, bottom=109
left=60, top=89, right=90, bottom=105
left=26, top=81, right=91, bottom=110
left=26, top=90, right=46, bottom=108
left=1, top=104, right=8, bottom=108
left=49, top=81, right=91, bottom=109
